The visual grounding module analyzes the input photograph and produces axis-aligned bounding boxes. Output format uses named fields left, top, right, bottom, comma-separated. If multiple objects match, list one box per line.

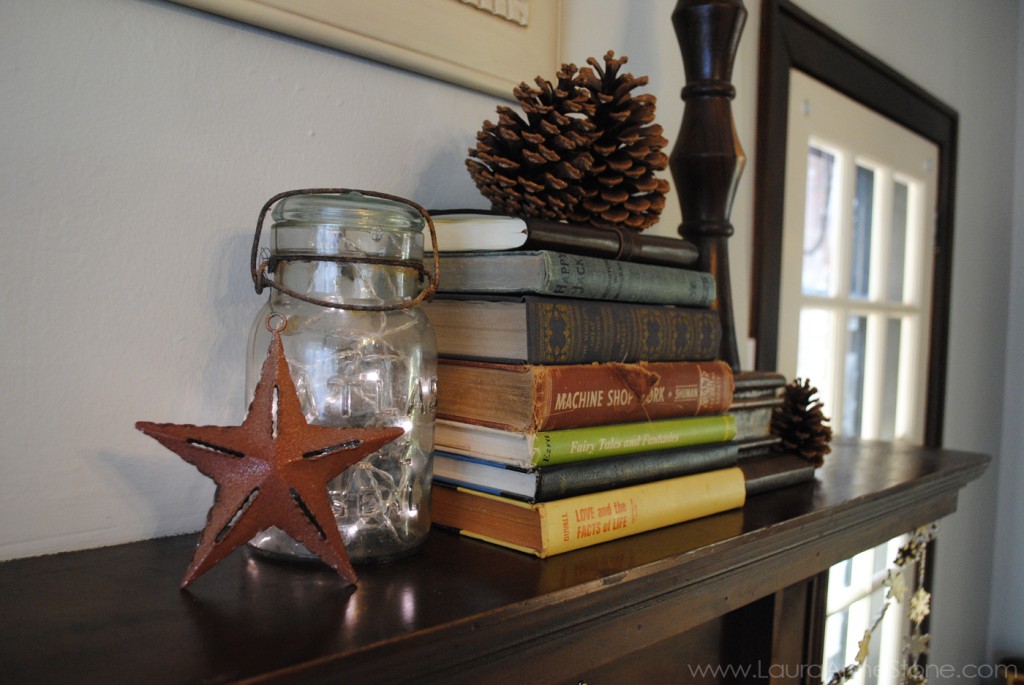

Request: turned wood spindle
left=669, top=0, right=748, bottom=372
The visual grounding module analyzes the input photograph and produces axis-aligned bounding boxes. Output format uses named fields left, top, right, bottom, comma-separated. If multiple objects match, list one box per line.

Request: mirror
left=752, top=0, right=958, bottom=448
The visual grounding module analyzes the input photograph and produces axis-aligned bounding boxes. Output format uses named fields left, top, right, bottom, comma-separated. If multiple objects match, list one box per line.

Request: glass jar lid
left=251, top=188, right=439, bottom=311
left=271, top=191, right=424, bottom=233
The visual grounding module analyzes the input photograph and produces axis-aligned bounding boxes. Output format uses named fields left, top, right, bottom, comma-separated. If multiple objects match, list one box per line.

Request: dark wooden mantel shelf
left=1, top=440, right=987, bottom=684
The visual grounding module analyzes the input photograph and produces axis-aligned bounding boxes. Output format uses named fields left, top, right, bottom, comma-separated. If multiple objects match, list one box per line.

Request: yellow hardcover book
left=432, top=467, right=747, bottom=557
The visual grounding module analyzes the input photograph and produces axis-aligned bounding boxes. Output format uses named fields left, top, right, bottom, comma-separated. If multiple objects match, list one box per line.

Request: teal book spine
left=437, top=250, right=716, bottom=306
left=535, top=251, right=714, bottom=305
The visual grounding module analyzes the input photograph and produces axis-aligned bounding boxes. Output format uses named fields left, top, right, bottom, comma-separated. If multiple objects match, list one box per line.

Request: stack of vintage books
left=421, top=212, right=810, bottom=558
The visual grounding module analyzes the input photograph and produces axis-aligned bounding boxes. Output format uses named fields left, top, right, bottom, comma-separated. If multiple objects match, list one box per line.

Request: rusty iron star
left=136, top=329, right=404, bottom=588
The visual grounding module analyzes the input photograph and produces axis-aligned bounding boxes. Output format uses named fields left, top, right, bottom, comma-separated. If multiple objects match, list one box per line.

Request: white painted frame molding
left=170, top=0, right=563, bottom=99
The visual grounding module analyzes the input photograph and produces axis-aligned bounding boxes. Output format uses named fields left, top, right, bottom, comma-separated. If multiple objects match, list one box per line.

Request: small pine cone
left=771, top=378, right=833, bottom=466
left=466, top=64, right=599, bottom=222
left=570, top=51, right=670, bottom=231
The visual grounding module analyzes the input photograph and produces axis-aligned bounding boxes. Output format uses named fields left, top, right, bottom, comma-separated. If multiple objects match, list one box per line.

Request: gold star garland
left=826, top=525, right=936, bottom=685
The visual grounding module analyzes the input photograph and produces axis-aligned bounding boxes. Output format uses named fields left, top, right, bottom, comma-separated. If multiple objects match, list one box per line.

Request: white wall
left=1, top=0, right=1019, bottom=671
left=0, top=0, right=500, bottom=558
left=990, top=2, right=1024, bottom=663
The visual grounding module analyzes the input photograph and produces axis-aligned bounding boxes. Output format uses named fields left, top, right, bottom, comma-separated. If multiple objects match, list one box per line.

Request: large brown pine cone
left=465, top=64, right=598, bottom=222
left=466, top=52, right=669, bottom=231
left=571, top=52, right=670, bottom=230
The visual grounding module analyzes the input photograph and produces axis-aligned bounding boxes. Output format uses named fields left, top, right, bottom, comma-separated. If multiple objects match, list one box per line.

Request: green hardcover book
left=433, top=441, right=741, bottom=503
left=430, top=250, right=716, bottom=306
left=422, top=295, right=722, bottom=365
left=434, top=414, right=737, bottom=468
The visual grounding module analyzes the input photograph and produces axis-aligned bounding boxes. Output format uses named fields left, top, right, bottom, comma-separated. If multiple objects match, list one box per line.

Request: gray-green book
left=431, top=250, right=716, bottom=306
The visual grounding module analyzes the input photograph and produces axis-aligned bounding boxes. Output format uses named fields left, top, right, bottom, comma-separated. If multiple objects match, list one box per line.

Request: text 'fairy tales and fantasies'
left=567, top=432, right=686, bottom=455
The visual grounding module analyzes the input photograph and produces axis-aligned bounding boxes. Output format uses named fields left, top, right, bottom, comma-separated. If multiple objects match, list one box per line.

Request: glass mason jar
left=246, top=189, right=438, bottom=564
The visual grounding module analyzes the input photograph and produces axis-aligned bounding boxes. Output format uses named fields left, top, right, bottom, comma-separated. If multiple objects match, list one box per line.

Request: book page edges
left=453, top=485, right=535, bottom=508
left=458, top=530, right=544, bottom=557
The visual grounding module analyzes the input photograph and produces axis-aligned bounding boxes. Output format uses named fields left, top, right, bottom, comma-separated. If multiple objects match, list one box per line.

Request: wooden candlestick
left=669, top=0, right=747, bottom=371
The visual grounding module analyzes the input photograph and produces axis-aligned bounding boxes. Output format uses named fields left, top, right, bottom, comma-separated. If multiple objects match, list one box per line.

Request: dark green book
left=433, top=442, right=740, bottom=503
left=422, top=295, right=722, bottom=364
left=740, top=453, right=817, bottom=495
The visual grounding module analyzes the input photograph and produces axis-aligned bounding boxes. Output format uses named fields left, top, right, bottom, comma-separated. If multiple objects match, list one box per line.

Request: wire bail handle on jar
left=250, top=188, right=440, bottom=312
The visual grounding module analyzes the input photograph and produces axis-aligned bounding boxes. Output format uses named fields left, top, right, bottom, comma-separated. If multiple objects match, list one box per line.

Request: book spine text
left=534, top=360, right=734, bottom=430
left=532, top=415, right=737, bottom=466
left=537, top=252, right=715, bottom=305
left=537, top=467, right=746, bottom=556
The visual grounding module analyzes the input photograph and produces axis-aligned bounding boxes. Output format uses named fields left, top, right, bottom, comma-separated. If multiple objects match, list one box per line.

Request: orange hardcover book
left=437, top=359, right=734, bottom=432
left=432, top=467, right=746, bottom=557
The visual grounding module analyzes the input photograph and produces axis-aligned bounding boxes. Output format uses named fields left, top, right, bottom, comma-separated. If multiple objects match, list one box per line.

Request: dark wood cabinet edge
left=262, top=443, right=989, bottom=684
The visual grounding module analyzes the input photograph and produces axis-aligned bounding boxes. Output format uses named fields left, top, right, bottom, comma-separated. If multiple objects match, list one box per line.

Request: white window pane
left=844, top=315, right=868, bottom=436
left=850, top=165, right=874, bottom=300
left=803, top=146, right=839, bottom=296
left=879, top=318, right=902, bottom=440
left=823, top=538, right=909, bottom=684
left=888, top=181, right=909, bottom=303
left=797, top=308, right=837, bottom=420
left=824, top=610, right=849, bottom=679
left=845, top=595, right=873, bottom=685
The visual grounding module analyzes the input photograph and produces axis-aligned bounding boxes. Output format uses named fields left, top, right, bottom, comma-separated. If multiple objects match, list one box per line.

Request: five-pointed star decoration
left=136, top=327, right=404, bottom=589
